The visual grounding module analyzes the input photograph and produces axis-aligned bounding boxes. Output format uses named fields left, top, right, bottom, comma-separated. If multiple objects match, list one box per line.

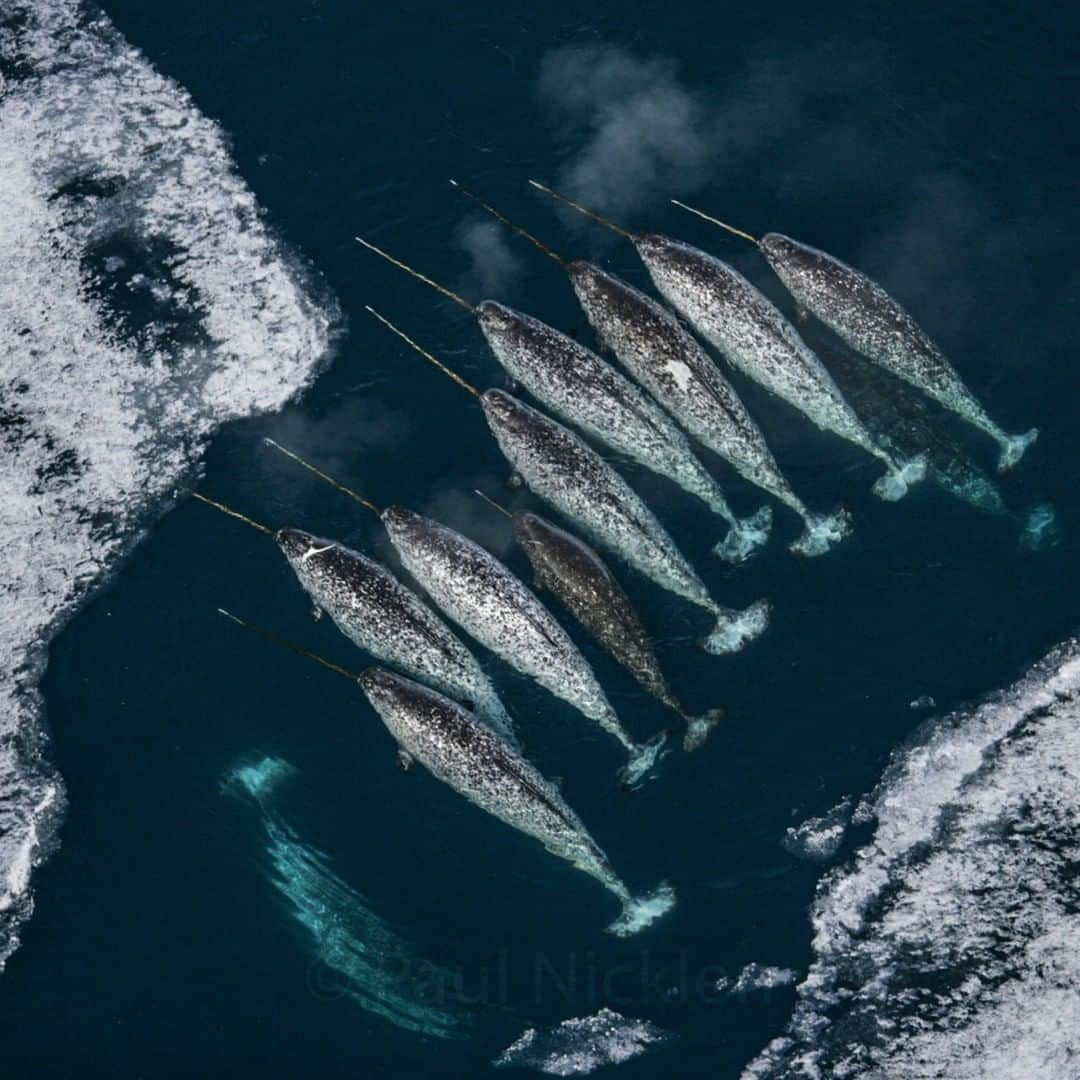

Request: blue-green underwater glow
left=223, top=754, right=468, bottom=1040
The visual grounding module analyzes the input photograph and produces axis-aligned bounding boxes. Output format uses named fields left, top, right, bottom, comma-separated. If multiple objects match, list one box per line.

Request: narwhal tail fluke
left=617, top=730, right=669, bottom=788
left=681, top=708, right=724, bottom=753
left=702, top=599, right=771, bottom=656
left=788, top=508, right=854, bottom=557
left=607, top=881, right=677, bottom=937
left=872, top=452, right=928, bottom=502
left=997, top=427, right=1039, bottom=472
left=711, top=505, right=773, bottom=564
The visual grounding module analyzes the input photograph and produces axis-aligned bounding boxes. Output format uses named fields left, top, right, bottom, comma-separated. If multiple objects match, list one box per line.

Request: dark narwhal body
left=480, top=388, right=770, bottom=657
left=476, top=300, right=770, bottom=561
left=822, top=344, right=1058, bottom=546
left=633, top=233, right=928, bottom=502
left=820, top=347, right=1008, bottom=516
left=277, top=527, right=519, bottom=747
left=758, top=233, right=1038, bottom=472
left=508, top=509, right=722, bottom=750
left=360, top=668, right=676, bottom=935
left=379, top=506, right=666, bottom=785
left=566, top=260, right=850, bottom=557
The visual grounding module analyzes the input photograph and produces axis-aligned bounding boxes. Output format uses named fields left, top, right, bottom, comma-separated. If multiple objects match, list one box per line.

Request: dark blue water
left=2, top=2, right=1078, bottom=1076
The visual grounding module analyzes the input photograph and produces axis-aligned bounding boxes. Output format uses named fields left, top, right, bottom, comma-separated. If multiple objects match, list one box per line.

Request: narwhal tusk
left=527, top=180, right=636, bottom=242
left=191, top=492, right=275, bottom=536
left=670, top=200, right=759, bottom=245
left=365, top=305, right=483, bottom=399
left=217, top=608, right=363, bottom=682
left=450, top=180, right=568, bottom=268
left=473, top=488, right=512, bottom=519
left=263, top=437, right=382, bottom=516
left=354, top=236, right=476, bottom=313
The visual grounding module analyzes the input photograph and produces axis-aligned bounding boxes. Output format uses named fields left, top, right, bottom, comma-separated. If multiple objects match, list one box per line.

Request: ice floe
left=744, top=639, right=1080, bottom=1079
left=0, top=0, right=337, bottom=971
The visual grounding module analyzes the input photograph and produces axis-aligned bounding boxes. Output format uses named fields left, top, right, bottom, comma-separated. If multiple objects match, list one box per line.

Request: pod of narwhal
left=671, top=200, right=1038, bottom=473
left=365, top=306, right=770, bottom=657
left=529, top=181, right=928, bottom=503
left=473, top=489, right=722, bottom=751
left=354, top=234, right=772, bottom=563
left=189, top=492, right=519, bottom=748
left=262, top=438, right=667, bottom=786
left=450, top=182, right=852, bottom=558
left=218, top=610, right=676, bottom=936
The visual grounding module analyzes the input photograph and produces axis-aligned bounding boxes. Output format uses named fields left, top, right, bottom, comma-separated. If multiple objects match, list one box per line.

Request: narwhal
left=474, top=490, right=722, bottom=751
left=262, top=439, right=666, bottom=786
left=355, top=233, right=771, bottom=563
left=815, top=347, right=1007, bottom=517
left=189, top=492, right=518, bottom=747
left=451, top=182, right=851, bottom=557
left=818, top=342, right=1058, bottom=545
left=218, top=610, right=676, bottom=936
left=671, top=200, right=1039, bottom=472
left=366, top=306, right=770, bottom=657
left=529, top=181, right=928, bottom=502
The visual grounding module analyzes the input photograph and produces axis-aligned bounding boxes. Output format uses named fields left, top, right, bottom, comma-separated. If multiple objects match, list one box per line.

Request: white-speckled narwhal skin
left=476, top=300, right=768, bottom=560
left=276, top=527, right=518, bottom=747
left=567, top=261, right=851, bottom=556
left=359, top=669, right=675, bottom=935
left=636, top=234, right=927, bottom=501
left=379, top=504, right=664, bottom=781
left=758, top=233, right=1039, bottom=471
left=481, top=389, right=770, bottom=656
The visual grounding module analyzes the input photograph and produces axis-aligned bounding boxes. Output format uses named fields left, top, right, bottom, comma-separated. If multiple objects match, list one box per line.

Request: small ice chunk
left=781, top=798, right=852, bottom=862
left=494, top=1007, right=670, bottom=1075
left=731, top=963, right=799, bottom=994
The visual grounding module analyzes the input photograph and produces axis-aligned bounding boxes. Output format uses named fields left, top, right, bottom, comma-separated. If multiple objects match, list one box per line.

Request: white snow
left=744, top=639, right=1080, bottom=1079
left=0, top=0, right=338, bottom=970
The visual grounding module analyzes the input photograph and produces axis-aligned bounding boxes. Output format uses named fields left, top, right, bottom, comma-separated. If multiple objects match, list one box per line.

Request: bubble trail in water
left=224, top=754, right=468, bottom=1040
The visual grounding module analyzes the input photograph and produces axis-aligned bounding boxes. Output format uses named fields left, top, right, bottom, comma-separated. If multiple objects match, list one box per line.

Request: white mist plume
left=455, top=218, right=525, bottom=299
left=534, top=42, right=883, bottom=219
left=537, top=46, right=715, bottom=218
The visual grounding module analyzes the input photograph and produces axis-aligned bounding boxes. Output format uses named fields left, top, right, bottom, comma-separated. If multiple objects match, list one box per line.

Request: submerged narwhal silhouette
left=217, top=609, right=676, bottom=936
left=261, top=437, right=667, bottom=786
left=529, top=181, right=928, bottom=503
left=670, top=200, right=1038, bottom=473
left=355, top=231, right=770, bottom=562
left=364, top=305, right=770, bottom=658
left=449, top=182, right=851, bottom=558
